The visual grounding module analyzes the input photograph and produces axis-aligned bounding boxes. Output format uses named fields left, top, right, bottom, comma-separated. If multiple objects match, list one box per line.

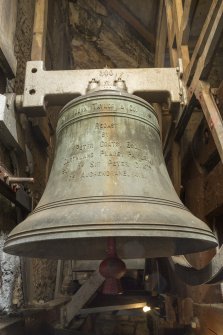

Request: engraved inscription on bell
left=57, top=97, right=159, bottom=195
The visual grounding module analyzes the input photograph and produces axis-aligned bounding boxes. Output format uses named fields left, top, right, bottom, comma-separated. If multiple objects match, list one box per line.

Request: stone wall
left=68, top=0, right=153, bottom=69
left=0, top=0, right=35, bottom=314
left=0, top=0, right=70, bottom=315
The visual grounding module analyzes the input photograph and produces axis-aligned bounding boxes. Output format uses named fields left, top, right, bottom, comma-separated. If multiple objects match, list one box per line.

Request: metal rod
left=7, top=177, right=34, bottom=184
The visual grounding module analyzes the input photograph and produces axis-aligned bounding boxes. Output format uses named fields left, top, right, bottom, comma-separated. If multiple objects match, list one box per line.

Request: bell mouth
left=4, top=224, right=217, bottom=260
left=4, top=197, right=217, bottom=259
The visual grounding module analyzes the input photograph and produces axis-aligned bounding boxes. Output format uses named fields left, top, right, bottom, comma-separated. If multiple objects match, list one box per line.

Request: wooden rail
left=159, top=0, right=223, bottom=192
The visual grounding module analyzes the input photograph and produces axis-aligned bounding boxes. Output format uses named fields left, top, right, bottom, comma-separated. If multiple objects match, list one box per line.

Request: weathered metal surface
left=0, top=94, right=23, bottom=153
left=170, top=245, right=223, bottom=285
left=16, top=61, right=183, bottom=116
left=4, top=90, right=217, bottom=259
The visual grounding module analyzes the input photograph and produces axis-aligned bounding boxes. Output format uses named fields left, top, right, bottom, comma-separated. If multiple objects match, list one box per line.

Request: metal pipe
left=7, top=177, right=34, bottom=184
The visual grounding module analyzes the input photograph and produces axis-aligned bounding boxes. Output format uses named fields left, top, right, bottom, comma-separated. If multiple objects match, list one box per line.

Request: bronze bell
left=4, top=90, right=217, bottom=259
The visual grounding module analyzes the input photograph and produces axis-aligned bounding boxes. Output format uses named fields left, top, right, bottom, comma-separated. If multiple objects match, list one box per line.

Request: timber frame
left=160, top=0, right=223, bottom=191
left=155, top=0, right=223, bottom=291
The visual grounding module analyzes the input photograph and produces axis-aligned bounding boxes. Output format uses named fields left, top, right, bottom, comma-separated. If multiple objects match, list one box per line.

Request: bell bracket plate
left=16, top=61, right=185, bottom=117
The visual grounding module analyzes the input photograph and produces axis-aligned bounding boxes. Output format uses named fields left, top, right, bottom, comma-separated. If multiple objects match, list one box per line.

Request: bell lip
left=4, top=200, right=218, bottom=259
left=4, top=230, right=218, bottom=260
left=59, top=89, right=158, bottom=119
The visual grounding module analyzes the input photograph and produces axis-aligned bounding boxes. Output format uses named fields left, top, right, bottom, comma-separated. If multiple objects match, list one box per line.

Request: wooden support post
left=54, top=260, right=64, bottom=299
left=165, top=0, right=178, bottom=66
left=216, top=80, right=223, bottom=113
left=155, top=0, right=167, bottom=67
left=179, top=0, right=198, bottom=45
left=164, top=1, right=183, bottom=193
left=21, top=0, right=50, bottom=308
left=31, top=0, right=48, bottom=61
left=171, top=141, right=181, bottom=195
left=60, top=271, right=104, bottom=327
left=154, top=0, right=168, bottom=142
left=31, top=0, right=51, bottom=182
left=20, top=257, right=34, bottom=305
left=173, top=0, right=190, bottom=70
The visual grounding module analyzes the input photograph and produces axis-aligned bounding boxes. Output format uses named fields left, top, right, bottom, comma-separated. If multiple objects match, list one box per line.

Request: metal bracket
left=16, top=61, right=184, bottom=116
left=0, top=94, right=23, bottom=153
left=176, top=58, right=187, bottom=107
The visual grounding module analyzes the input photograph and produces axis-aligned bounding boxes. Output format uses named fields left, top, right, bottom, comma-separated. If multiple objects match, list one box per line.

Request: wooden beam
left=183, top=0, right=221, bottom=85
left=31, top=0, right=48, bottom=61
left=30, top=117, right=50, bottom=147
left=193, top=304, right=223, bottom=335
left=22, top=296, right=71, bottom=314
left=164, top=1, right=185, bottom=192
left=216, top=80, right=223, bottom=113
left=22, top=1, right=50, bottom=308
left=30, top=0, right=51, bottom=177
left=103, top=0, right=155, bottom=46
left=189, top=0, right=223, bottom=95
left=54, top=260, right=64, bottom=299
left=0, top=318, right=24, bottom=335
left=154, top=1, right=167, bottom=142
left=175, top=1, right=223, bottom=138
left=20, top=257, right=34, bottom=305
left=172, top=0, right=183, bottom=42
left=155, top=0, right=167, bottom=67
left=172, top=0, right=190, bottom=70
left=165, top=0, right=178, bottom=66
left=80, top=302, right=146, bottom=315
left=171, top=141, right=181, bottom=195
left=195, top=81, right=223, bottom=163
left=179, top=0, right=198, bottom=45
left=60, top=271, right=104, bottom=327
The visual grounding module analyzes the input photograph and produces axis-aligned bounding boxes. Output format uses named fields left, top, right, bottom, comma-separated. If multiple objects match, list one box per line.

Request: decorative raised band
left=57, top=112, right=160, bottom=135
left=59, top=95, right=158, bottom=120
left=32, top=195, right=187, bottom=215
